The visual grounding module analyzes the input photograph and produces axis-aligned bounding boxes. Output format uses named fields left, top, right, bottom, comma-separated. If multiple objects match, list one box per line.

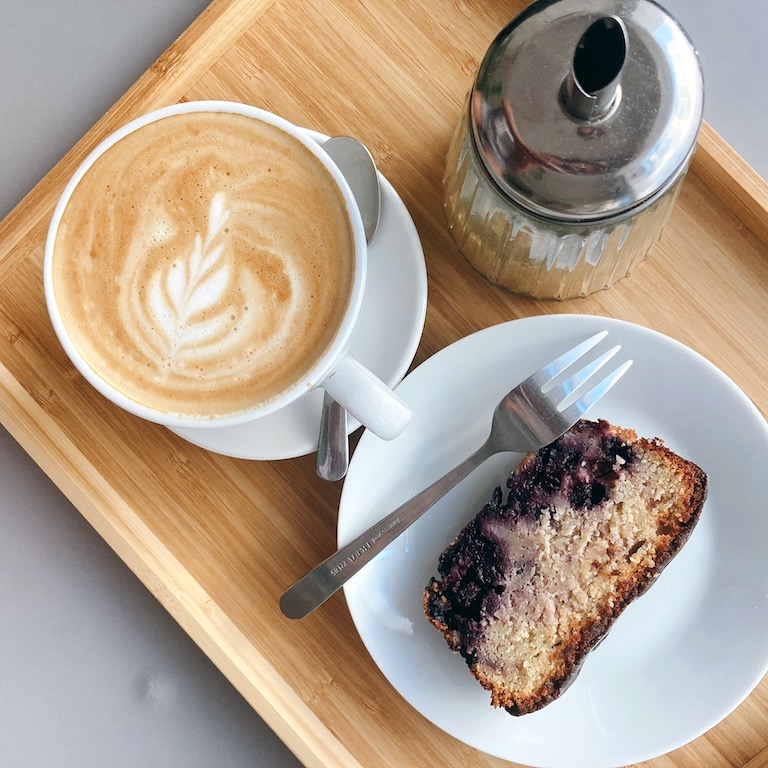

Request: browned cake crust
left=423, top=419, right=707, bottom=716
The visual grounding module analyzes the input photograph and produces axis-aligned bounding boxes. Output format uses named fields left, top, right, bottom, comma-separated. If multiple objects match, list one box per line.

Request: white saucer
left=170, top=134, right=428, bottom=460
left=339, top=314, right=768, bottom=768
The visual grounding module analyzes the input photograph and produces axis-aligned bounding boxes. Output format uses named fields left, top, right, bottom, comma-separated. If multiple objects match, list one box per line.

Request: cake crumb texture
left=423, top=419, right=707, bottom=716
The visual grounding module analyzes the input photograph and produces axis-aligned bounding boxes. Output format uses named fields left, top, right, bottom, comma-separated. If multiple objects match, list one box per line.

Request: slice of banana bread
left=424, top=419, right=707, bottom=716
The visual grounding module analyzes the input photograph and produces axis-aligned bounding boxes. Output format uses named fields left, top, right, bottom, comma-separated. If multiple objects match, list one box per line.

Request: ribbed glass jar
left=443, top=110, right=685, bottom=301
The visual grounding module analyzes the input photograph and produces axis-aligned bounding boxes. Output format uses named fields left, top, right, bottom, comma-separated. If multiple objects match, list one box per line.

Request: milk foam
left=52, top=112, right=355, bottom=418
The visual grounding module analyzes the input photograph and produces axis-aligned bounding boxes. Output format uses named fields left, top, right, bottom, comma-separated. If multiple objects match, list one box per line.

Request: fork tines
left=535, top=331, right=632, bottom=417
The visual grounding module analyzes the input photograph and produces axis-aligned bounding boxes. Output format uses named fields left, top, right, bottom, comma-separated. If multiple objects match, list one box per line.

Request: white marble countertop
left=0, top=2, right=765, bottom=766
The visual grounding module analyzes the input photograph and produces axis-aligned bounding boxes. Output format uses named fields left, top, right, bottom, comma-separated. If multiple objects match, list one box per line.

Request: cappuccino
left=51, top=110, right=355, bottom=419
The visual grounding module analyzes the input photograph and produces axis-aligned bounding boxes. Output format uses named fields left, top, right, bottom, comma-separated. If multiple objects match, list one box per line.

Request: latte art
left=140, top=192, right=241, bottom=371
left=128, top=191, right=289, bottom=382
left=52, top=111, right=355, bottom=418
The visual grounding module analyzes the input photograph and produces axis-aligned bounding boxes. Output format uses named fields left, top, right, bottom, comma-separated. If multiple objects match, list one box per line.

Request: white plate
left=339, top=314, right=768, bottom=768
left=169, top=132, right=427, bottom=460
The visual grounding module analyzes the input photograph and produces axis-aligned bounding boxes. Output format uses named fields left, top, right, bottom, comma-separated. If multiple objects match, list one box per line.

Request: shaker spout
left=564, top=15, right=628, bottom=121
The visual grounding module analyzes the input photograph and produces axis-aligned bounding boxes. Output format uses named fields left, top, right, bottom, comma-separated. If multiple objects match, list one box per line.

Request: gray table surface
left=1, top=2, right=765, bottom=766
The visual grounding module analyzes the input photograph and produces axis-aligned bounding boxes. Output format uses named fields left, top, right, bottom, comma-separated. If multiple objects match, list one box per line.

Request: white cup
left=43, top=101, right=411, bottom=441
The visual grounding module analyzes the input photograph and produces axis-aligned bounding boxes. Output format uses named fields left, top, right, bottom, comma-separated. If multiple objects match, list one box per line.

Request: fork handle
left=280, top=440, right=498, bottom=619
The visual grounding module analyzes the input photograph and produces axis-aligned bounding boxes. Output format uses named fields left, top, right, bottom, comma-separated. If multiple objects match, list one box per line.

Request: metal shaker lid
left=471, top=0, right=704, bottom=221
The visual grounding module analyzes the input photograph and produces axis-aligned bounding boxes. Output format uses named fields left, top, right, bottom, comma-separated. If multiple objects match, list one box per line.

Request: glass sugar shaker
left=443, top=0, right=704, bottom=300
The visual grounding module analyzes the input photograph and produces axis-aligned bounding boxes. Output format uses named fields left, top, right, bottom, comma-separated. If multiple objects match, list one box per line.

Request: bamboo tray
left=1, top=1, right=767, bottom=766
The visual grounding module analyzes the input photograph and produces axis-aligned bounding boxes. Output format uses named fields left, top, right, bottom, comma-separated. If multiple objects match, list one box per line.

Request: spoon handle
left=316, top=392, right=349, bottom=481
left=281, top=440, right=498, bottom=619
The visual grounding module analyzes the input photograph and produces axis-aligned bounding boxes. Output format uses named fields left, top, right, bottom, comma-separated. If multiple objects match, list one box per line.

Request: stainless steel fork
left=280, top=330, right=632, bottom=619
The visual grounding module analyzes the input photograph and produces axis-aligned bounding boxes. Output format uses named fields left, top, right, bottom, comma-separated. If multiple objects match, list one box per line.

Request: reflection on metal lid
left=472, top=0, right=704, bottom=221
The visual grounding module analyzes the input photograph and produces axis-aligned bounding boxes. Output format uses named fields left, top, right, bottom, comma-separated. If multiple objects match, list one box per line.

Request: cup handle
left=321, top=356, right=411, bottom=441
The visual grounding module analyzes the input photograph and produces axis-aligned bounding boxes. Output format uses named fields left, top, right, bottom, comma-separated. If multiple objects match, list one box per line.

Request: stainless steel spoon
left=316, top=137, right=381, bottom=481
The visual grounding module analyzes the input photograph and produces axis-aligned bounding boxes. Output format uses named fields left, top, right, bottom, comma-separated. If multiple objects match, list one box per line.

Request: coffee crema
left=52, top=111, right=355, bottom=418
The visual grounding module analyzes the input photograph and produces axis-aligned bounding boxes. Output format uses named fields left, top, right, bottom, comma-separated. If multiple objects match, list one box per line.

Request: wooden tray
left=1, top=1, right=767, bottom=766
